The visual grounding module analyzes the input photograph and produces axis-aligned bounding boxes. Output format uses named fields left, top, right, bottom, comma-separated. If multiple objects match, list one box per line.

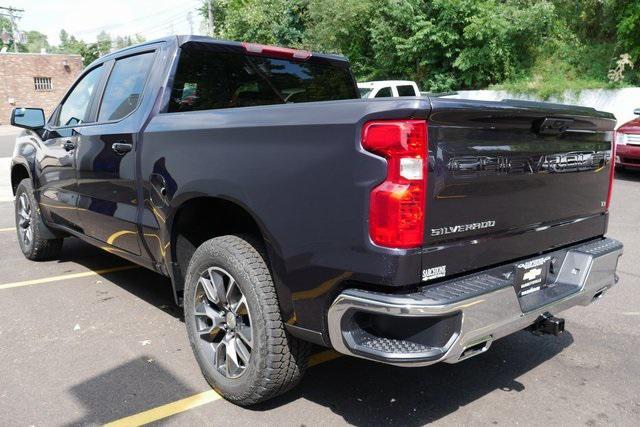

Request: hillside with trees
left=201, top=0, right=640, bottom=97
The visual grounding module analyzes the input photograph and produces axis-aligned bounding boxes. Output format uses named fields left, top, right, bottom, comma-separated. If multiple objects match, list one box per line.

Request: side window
left=397, top=85, right=417, bottom=96
left=56, top=66, right=102, bottom=127
left=98, top=52, right=155, bottom=122
left=374, top=87, right=392, bottom=98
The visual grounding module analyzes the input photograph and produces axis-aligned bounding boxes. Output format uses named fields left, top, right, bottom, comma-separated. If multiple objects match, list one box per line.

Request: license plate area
left=514, top=257, right=551, bottom=298
left=514, top=254, right=582, bottom=313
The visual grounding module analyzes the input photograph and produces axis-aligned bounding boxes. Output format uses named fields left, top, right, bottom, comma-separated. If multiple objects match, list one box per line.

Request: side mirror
left=11, top=107, right=45, bottom=130
left=634, top=108, right=640, bottom=116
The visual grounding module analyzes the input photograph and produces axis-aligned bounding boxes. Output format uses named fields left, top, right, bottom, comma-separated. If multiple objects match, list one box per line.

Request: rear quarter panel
left=140, top=98, right=431, bottom=335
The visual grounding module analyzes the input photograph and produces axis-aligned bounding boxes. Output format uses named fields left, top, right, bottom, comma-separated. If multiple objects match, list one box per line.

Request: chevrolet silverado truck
left=9, top=36, right=623, bottom=406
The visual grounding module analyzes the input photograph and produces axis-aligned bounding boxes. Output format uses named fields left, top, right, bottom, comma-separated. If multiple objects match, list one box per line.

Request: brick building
left=0, top=52, right=83, bottom=124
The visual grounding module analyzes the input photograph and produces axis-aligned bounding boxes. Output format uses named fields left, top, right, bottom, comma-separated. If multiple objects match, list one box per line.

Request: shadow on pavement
left=65, top=357, right=197, bottom=426
left=615, top=167, right=640, bottom=182
left=57, top=237, right=181, bottom=319
left=257, top=330, right=574, bottom=426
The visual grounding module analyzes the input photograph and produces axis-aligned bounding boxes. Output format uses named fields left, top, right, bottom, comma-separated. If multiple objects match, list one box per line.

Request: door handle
left=63, top=140, right=76, bottom=151
left=112, top=142, right=133, bottom=155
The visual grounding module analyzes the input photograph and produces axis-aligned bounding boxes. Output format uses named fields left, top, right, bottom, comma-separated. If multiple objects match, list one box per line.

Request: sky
left=8, top=0, right=205, bottom=46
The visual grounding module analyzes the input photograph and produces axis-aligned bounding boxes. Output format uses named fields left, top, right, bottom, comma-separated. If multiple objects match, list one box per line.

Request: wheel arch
left=10, top=161, right=32, bottom=196
left=166, top=195, right=292, bottom=318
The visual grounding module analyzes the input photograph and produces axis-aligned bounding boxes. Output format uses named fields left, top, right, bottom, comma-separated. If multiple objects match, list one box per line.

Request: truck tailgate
left=422, top=98, right=616, bottom=280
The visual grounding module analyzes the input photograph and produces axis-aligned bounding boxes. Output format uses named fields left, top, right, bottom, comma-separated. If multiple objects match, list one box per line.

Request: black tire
left=184, top=235, right=310, bottom=406
left=14, top=179, right=64, bottom=261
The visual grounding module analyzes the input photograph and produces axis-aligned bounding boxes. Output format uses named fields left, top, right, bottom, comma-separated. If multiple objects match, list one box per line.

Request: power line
left=135, top=11, right=195, bottom=39
left=72, top=0, right=200, bottom=37
left=137, top=10, right=192, bottom=35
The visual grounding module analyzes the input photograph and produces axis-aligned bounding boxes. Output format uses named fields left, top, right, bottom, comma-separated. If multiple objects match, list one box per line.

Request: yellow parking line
left=0, top=265, right=139, bottom=290
left=104, top=350, right=342, bottom=426
left=104, top=390, right=221, bottom=427
left=309, top=349, right=342, bottom=367
left=0, top=227, right=15, bottom=232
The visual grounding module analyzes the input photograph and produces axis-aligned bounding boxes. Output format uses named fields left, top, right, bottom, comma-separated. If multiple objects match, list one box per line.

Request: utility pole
left=187, top=11, right=193, bottom=35
left=0, top=5, right=24, bottom=53
left=207, top=1, right=214, bottom=36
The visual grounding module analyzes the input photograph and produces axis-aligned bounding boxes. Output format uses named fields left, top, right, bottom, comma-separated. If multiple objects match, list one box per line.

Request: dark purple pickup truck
left=9, top=36, right=622, bottom=405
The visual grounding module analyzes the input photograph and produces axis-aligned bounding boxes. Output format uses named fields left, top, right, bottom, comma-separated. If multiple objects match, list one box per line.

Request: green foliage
left=361, top=0, right=556, bottom=91
left=206, top=0, right=560, bottom=91
left=23, top=31, right=50, bottom=53
left=0, top=15, right=17, bottom=51
left=498, top=0, right=640, bottom=97
left=616, top=0, right=640, bottom=60
left=194, top=1, right=640, bottom=95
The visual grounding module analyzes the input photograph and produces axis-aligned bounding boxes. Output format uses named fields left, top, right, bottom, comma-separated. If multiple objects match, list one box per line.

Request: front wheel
left=184, top=235, right=310, bottom=406
left=14, top=179, right=63, bottom=260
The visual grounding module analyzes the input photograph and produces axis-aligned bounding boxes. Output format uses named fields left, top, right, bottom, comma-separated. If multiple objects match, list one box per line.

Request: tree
left=59, top=29, right=70, bottom=47
left=96, top=30, right=112, bottom=56
left=113, top=34, right=146, bottom=50
left=616, top=1, right=640, bottom=60
left=23, top=31, right=50, bottom=53
left=0, top=15, right=17, bottom=51
left=199, top=0, right=640, bottom=91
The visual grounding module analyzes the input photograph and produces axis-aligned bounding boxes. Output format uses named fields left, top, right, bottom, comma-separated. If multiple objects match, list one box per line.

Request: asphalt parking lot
left=0, top=135, right=639, bottom=425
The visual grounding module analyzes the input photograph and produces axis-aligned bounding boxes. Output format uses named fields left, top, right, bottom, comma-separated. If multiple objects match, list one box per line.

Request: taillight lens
left=362, top=120, right=427, bottom=248
left=606, top=132, right=616, bottom=210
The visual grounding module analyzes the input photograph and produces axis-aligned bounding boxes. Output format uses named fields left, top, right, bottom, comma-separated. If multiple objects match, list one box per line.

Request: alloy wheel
left=17, top=193, right=33, bottom=247
left=193, top=267, right=253, bottom=379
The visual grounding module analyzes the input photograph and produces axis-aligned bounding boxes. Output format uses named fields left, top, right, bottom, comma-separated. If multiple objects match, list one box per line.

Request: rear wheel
left=15, top=179, right=63, bottom=260
left=184, top=235, right=310, bottom=406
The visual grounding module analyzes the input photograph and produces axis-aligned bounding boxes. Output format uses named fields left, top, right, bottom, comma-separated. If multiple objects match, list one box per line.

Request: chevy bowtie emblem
left=523, top=268, right=542, bottom=282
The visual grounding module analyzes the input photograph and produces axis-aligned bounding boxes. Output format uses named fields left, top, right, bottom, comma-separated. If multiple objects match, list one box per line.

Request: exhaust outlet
left=459, top=337, right=492, bottom=361
left=529, top=312, right=565, bottom=336
left=592, top=287, right=608, bottom=301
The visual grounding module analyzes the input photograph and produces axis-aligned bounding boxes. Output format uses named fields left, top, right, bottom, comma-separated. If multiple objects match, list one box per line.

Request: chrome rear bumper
left=327, top=238, right=623, bottom=367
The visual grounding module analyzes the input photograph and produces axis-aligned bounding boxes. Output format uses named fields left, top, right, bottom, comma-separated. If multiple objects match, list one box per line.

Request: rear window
left=359, top=87, right=373, bottom=98
left=374, top=87, right=392, bottom=98
left=168, top=47, right=357, bottom=112
left=397, top=85, right=417, bottom=96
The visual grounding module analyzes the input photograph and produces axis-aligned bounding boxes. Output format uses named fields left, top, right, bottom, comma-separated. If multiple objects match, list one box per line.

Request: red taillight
left=242, top=42, right=312, bottom=60
left=606, top=131, right=616, bottom=210
left=362, top=120, right=427, bottom=248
